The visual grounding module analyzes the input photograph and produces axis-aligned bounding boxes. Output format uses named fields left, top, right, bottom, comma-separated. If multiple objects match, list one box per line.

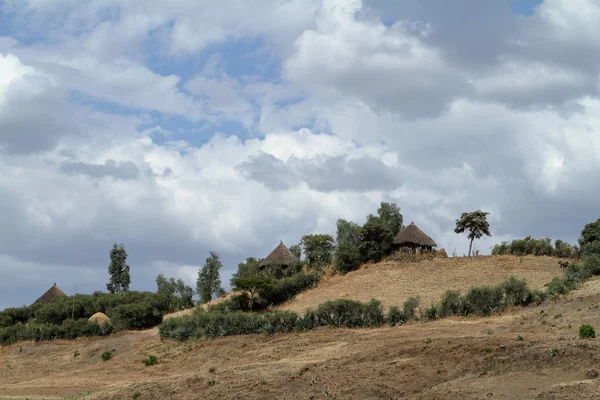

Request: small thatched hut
left=88, top=312, right=111, bottom=326
left=33, top=283, right=67, bottom=305
left=393, top=222, right=437, bottom=252
left=259, top=241, right=298, bottom=268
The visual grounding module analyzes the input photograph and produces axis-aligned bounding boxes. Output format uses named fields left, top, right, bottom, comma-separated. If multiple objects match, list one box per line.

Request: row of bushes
left=161, top=255, right=600, bottom=341
left=159, top=298, right=387, bottom=340
left=491, top=237, right=578, bottom=258
left=0, top=291, right=172, bottom=330
left=0, top=319, right=114, bottom=346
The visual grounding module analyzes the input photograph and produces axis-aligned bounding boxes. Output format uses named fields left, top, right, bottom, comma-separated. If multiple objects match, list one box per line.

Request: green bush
left=462, top=286, right=503, bottom=316
left=579, top=324, right=596, bottom=339
left=491, top=237, right=576, bottom=258
left=0, top=320, right=114, bottom=346
left=499, top=276, right=531, bottom=307
left=386, top=306, right=405, bottom=326
left=440, top=290, right=463, bottom=317
left=314, top=299, right=384, bottom=328
left=545, top=276, right=571, bottom=295
left=101, top=351, right=112, bottom=361
left=423, top=304, right=439, bottom=321
left=141, top=355, right=158, bottom=366
left=402, top=297, right=420, bottom=320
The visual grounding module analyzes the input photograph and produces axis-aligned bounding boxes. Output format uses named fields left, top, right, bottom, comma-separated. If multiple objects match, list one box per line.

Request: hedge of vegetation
left=491, top=237, right=578, bottom=258
left=160, top=254, right=600, bottom=341
left=0, top=291, right=171, bottom=345
left=0, top=319, right=115, bottom=346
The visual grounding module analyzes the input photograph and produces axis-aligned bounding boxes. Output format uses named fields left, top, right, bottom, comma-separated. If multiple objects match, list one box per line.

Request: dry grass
left=278, top=255, right=564, bottom=313
left=2, top=275, right=600, bottom=399
left=162, top=291, right=244, bottom=321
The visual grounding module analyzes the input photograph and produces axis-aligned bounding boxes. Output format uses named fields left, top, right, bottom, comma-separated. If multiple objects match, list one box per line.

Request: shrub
left=141, top=355, right=158, bottom=366
left=314, top=299, right=384, bottom=328
left=579, top=325, right=596, bottom=339
left=440, top=290, right=463, bottom=317
left=423, top=305, right=439, bottom=321
left=101, top=351, right=112, bottom=361
left=499, top=276, right=531, bottom=307
left=402, top=297, right=420, bottom=320
left=545, top=277, right=571, bottom=296
left=462, top=286, right=503, bottom=316
left=386, top=306, right=405, bottom=326
left=261, top=311, right=299, bottom=335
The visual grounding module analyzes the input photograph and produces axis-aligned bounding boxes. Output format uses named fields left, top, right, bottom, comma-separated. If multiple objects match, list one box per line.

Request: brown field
left=279, top=255, right=565, bottom=313
left=2, top=256, right=600, bottom=400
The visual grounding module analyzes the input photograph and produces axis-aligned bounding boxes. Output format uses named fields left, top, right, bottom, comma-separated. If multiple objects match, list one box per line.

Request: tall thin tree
left=196, top=251, right=225, bottom=304
left=106, top=243, right=131, bottom=294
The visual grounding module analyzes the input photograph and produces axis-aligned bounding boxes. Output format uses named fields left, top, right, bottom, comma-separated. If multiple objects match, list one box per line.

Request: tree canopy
left=197, top=251, right=226, bottom=304
left=106, top=243, right=131, bottom=295
left=454, top=210, right=491, bottom=257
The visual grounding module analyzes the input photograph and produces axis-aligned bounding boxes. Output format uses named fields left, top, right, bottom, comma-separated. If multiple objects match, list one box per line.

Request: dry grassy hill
left=278, top=255, right=564, bottom=313
left=3, top=255, right=599, bottom=400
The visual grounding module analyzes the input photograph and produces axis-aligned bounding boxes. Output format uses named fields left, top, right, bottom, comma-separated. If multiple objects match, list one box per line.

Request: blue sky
left=1, top=0, right=600, bottom=308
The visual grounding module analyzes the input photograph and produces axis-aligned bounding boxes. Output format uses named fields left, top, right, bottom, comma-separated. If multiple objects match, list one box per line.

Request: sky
left=2, top=0, right=599, bottom=309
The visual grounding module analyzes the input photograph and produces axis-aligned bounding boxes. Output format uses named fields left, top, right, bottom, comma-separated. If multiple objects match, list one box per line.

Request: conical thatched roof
left=33, top=283, right=67, bottom=305
left=88, top=312, right=111, bottom=326
left=260, top=241, right=298, bottom=267
left=393, top=222, right=437, bottom=247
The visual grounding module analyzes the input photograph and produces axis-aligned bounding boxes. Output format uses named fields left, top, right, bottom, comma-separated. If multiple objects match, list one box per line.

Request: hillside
left=278, top=255, right=564, bottom=313
left=1, top=274, right=600, bottom=399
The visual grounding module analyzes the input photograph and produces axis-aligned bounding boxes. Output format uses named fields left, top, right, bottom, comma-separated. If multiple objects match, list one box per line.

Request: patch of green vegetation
left=141, top=355, right=158, bottom=366
left=579, top=324, right=596, bottom=339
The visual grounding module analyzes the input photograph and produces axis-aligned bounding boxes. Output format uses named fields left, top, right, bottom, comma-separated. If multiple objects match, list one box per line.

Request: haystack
left=393, top=222, right=437, bottom=251
left=259, top=241, right=298, bottom=267
left=33, top=283, right=67, bottom=305
left=88, top=312, right=111, bottom=326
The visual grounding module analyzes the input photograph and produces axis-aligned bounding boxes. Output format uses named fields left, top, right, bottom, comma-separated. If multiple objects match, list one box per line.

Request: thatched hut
left=260, top=241, right=298, bottom=268
left=33, top=283, right=67, bottom=305
left=259, top=241, right=299, bottom=277
left=393, top=222, right=437, bottom=253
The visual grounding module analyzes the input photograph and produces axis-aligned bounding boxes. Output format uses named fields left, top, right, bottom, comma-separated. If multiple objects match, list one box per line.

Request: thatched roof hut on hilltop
left=393, top=222, right=437, bottom=252
left=33, top=283, right=67, bottom=305
left=259, top=241, right=298, bottom=268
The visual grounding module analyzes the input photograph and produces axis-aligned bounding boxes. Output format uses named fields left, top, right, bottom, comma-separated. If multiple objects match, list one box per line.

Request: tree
left=156, top=274, right=194, bottom=312
left=301, top=234, right=336, bottom=268
left=106, top=243, right=131, bottom=294
left=454, top=210, right=491, bottom=257
left=229, top=257, right=263, bottom=287
left=196, top=251, right=226, bottom=304
left=358, top=216, right=395, bottom=262
left=335, top=219, right=362, bottom=273
left=230, top=274, right=275, bottom=311
left=377, top=202, right=403, bottom=237
left=579, top=218, right=600, bottom=256
left=289, top=244, right=302, bottom=260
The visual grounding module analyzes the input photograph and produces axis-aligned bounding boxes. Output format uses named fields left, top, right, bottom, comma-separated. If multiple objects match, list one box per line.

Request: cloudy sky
left=2, top=0, right=599, bottom=309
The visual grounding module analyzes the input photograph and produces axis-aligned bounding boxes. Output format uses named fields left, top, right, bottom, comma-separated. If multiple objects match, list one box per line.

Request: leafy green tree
left=229, top=257, right=263, bottom=287
left=335, top=219, right=362, bottom=273
left=301, top=234, right=336, bottom=268
left=289, top=244, right=302, bottom=260
left=377, top=202, right=403, bottom=237
left=106, top=244, right=131, bottom=294
left=358, top=216, right=395, bottom=262
left=579, top=218, right=600, bottom=256
left=196, top=251, right=226, bottom=304
left=231, top=274, right=275, bottom=311
left=155, top=274, right=194, bottom=312
left=454, top=210, right=491, bottom=257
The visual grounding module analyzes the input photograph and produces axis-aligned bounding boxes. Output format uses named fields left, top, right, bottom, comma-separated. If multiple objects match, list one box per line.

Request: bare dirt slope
left=279, top=255, right=565, bottom=313
left=2, top=256, right=598, bottom=400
